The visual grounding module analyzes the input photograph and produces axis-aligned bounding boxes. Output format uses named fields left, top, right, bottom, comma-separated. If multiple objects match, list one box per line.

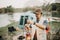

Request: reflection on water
left=0, top=12, right=29, bottom=27
left=0, top=14, right=11, bottom=27
left=0, top=11, right=32, bottom=27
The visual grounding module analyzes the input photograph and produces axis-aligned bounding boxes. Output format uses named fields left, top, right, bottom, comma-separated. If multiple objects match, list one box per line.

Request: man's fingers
left=27, top=20, right=33, bottom=24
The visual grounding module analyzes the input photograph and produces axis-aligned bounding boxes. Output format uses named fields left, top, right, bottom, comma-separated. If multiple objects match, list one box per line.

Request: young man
left=25, top=9, right=49, bottom=40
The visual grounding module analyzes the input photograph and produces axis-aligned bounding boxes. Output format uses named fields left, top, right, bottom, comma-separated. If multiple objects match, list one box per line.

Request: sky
left=55, top=0, right=60, bottom=3
left=0, top=0, right=55, bottom=8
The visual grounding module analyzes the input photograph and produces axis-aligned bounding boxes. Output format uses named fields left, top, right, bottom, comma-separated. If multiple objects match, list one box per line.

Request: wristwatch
left=30, top=24, right=32, bottom=28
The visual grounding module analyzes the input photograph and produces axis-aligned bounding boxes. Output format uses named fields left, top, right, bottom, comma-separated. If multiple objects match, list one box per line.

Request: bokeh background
left=0, top=0, right=60, bottom=40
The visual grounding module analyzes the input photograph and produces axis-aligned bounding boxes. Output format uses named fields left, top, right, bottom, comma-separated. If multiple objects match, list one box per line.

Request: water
left=0, top=14, right=11, bottom=27
left=0, top=12, right=29, bottom=27
left=0, top=11, right=52, bottom=28
left=0, top=11, right=32, bottom=27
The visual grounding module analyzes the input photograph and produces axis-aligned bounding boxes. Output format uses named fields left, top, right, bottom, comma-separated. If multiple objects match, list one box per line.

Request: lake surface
left=0, top=13, right=23, bottom=27
left=0, top=11, right=54, bottom=28
left=0, top=14, right=11, bottom=27
left=0, top=12, right=33, bottom=27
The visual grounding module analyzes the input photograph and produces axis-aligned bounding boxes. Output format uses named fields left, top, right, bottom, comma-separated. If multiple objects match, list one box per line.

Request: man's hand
left=27, top=20, right=34, bottom=24
left=25, top=24, right=31, bottom=30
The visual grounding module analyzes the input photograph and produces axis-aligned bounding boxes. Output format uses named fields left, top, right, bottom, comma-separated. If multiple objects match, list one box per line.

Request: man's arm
left=27, top=20, right=48, bottom=30
left=27, top=20, right=45, bottom=30
left=34, top=20, right=49, bottom=30
left=34, top=23, right=45, bottom=30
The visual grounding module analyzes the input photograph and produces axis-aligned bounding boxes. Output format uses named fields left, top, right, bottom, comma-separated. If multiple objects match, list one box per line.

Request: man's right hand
left=25, top=24, right=31, bottom=30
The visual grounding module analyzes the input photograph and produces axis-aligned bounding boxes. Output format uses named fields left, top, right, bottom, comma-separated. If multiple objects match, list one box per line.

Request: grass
left=0, top=21, right=23, bottom=40
left=0, top=22, right=15, bottom=40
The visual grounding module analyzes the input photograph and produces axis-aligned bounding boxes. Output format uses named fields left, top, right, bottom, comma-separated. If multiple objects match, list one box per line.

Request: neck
left=36, top=17, right=41, bottom=20
left=36, top=18, right=40, bottom=23
left=37, top=18, right=40, bottom=21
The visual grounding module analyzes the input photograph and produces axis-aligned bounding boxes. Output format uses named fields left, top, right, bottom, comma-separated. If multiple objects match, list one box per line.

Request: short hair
left=34, top=9, right=42, bottom=14
left=35, top=9, right=41, bottom=12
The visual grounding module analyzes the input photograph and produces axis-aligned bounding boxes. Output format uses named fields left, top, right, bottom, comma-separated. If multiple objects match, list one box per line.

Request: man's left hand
left=27, top=20, right=34, bottom=24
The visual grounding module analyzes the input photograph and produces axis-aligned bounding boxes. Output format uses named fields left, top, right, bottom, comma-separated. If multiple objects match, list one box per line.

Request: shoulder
left=41, top=17, right=48, bottom=21
left=41, top=17, right=48, bottom=25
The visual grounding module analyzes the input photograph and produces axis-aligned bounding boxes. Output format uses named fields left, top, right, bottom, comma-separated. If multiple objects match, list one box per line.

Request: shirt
left=31, top=17, right=48, bottom=40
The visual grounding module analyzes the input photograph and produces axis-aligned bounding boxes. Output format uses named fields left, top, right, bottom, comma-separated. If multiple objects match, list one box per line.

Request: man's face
left=35, top=12, right=42, bottom=19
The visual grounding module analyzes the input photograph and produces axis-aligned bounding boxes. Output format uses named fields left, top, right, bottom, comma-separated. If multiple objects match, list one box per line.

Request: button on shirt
left=31, top=17, right=48, bottom=40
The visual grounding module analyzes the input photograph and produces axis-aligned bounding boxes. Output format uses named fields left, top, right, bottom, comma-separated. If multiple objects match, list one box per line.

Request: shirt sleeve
left=43, top=20, right=48, bottom=29
left=43, top=20, right=48, bottom=26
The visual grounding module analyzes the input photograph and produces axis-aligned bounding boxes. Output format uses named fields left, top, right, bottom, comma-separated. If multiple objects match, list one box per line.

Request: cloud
left=0, top=0, right=29, bottom=8
left=0, top=0, right=55, bottom=8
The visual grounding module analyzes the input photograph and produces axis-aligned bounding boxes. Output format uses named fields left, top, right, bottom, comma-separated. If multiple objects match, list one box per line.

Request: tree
left=7, top=5, right=14, bottom=13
